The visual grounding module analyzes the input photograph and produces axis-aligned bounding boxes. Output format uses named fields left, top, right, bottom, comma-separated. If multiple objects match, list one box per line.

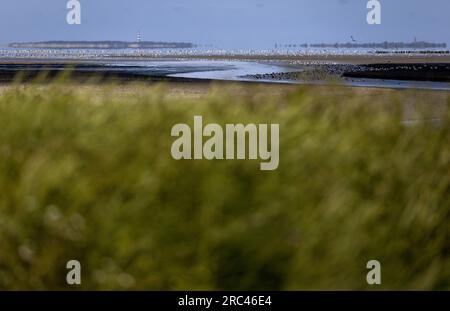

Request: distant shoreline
left=9, top=40, right=446, bottom=50
left=9, top=41, right=195, bottom=49
left=309, top=41, right=447, bottom=49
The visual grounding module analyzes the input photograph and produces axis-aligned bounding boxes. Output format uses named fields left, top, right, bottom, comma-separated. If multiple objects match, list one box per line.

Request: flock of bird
left=0, top=47, right=445, bottom=60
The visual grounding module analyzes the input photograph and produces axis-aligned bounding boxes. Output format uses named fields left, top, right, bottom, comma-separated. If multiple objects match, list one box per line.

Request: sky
left=0, top=0, right=449, bottom=48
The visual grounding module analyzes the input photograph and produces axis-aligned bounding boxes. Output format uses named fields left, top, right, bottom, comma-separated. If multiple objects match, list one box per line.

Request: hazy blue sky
left=1, top=0, right=449, bottom=48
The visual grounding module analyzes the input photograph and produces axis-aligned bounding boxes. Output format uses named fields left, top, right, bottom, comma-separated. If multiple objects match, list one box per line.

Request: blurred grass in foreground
left=0, top=81, right=449, bottom=290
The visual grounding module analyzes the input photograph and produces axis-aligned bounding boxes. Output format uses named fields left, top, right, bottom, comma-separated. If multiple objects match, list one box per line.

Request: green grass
left=0, top=82, right=449, bottom=290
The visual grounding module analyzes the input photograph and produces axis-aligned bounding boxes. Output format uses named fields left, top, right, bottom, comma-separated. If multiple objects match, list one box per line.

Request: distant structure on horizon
left=9, top=40, right=195, bottom=49
left=137, top=31, right=142, bottom=44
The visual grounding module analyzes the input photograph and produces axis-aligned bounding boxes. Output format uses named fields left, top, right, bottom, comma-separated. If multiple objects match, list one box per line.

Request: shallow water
left=168, top=61, right=296, bottom=80
left=343, top=77, right=450, bottom=91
